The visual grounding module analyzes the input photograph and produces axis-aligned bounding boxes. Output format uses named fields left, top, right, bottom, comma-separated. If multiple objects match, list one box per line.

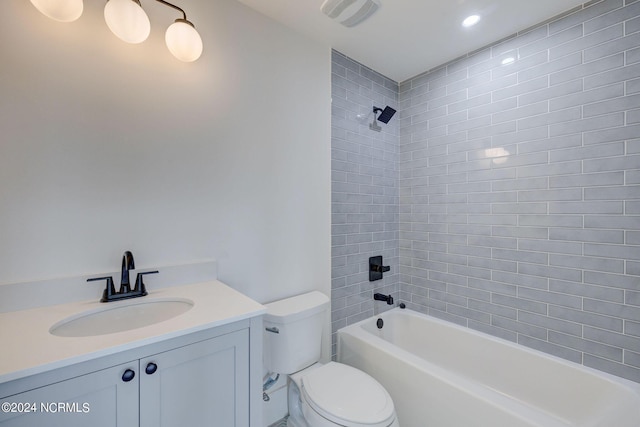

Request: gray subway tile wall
left=331, top=51, right=400, bottom=356
left=331, top=0, right=640, bottom=382
left=399, top=0, right=640, bottom=381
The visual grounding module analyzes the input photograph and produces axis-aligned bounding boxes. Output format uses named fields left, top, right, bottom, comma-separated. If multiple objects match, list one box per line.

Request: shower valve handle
left=369, top=255, right=390, bottom=281
left=371, top=265, right=390, bottom=273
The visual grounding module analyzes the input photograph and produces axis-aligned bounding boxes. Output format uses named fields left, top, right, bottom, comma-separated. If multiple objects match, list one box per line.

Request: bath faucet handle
left=87, top=276, right=116, bottom=303
left=134, top=270, right=158, bottom=296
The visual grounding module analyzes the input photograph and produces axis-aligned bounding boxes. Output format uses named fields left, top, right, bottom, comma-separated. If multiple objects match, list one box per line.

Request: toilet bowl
left=263, top=291, right=399, bottom=427
left=287, top=362, right=399, bottom=427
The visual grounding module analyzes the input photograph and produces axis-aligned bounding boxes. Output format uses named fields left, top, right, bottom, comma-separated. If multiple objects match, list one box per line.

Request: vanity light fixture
left=30, top=0, right=83, bottom=22
left=104, top=0, right=150, bottom=44
left=462, top=14, right=481, bottom=27
left=29, top=0, right=203, bottom=62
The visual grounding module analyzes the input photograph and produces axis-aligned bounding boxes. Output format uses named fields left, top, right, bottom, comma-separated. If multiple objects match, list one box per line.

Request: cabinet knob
left=122, top=369, right=136, bottom=382
left=145, top=362, right=158, bottom=375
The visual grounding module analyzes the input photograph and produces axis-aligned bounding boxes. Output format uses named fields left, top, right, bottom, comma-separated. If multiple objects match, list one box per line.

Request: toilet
left=263, top=291, right=399, bottom=427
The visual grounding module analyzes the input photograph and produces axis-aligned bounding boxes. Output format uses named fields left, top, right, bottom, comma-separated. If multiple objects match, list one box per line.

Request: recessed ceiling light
left=501, top=57, right=515, bottom=65
left=462, top=15, right=481, bottom=27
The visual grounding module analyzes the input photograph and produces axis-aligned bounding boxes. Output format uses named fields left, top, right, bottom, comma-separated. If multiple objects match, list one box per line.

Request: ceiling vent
left=320, top=0, right=380, bottom=27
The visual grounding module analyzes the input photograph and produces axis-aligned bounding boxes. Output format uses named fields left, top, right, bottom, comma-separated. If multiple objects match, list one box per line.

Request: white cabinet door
left=140, top=329, right=249, bottom=427
left=0, top=361, right=138, bottom=427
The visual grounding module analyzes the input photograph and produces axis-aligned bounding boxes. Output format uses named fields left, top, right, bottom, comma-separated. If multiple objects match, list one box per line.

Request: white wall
left=0, top=0, right=331, bottom=305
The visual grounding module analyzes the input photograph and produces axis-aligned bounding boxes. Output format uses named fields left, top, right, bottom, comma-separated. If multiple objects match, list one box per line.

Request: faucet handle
left=88, top=276, right=116, bottom=303
left=134, top=270, right=158, bottom=296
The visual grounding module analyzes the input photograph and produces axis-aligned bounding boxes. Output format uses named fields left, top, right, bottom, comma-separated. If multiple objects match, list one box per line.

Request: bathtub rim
left=337, top=307, right=640, bottom=395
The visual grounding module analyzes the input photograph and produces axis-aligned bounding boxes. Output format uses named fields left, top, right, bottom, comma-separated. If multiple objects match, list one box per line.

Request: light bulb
left=30, top=0, right=83, bottom=22
left=104, top=0, right=150, bottom=44
left=165, top=20, right=203, bottom=62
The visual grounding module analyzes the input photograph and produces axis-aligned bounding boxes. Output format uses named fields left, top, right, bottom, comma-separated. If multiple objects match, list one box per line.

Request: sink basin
left=49, top=298, right=194, bottom=337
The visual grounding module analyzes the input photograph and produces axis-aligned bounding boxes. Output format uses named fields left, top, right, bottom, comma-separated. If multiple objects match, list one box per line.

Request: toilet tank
left=263, top=291, right=329, bottom=374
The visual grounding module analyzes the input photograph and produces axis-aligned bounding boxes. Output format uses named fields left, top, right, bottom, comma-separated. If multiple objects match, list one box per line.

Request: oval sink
left=50, top=298, right=194, bottom=337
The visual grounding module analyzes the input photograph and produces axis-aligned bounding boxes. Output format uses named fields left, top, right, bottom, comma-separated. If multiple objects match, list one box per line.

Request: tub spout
left=374, top=293, right=394, bottom=305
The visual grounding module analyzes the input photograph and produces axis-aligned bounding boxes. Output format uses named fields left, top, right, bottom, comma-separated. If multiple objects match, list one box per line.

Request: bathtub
left=337, top=308, right=640, bottom=427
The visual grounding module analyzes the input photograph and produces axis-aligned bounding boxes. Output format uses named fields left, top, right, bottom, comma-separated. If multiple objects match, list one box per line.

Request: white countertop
left=0, top=280, right=266, bottom=384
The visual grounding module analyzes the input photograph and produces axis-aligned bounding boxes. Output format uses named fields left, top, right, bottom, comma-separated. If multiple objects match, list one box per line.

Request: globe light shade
left=165, top=20, right=203, bottom=62
left=104, top=0, right=150, bottom=44
left=30, top=0, right=83, bottom=22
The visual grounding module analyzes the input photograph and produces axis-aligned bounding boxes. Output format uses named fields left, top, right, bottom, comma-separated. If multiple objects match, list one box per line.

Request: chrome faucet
left=87, top=250, right=158, bottom=302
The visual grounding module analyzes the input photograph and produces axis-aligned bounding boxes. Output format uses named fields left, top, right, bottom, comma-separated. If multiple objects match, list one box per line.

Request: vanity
left=0, top=262, right=265, bottom=427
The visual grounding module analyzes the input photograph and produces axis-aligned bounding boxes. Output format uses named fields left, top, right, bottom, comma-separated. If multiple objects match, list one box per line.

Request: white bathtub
left=337, top=308, right=640, bottom=427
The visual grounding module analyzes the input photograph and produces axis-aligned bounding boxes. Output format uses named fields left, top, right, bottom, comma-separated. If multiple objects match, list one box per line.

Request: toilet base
left=286, top=417, right=303, bottom=427
left=286, top=410, right=308, bottom=427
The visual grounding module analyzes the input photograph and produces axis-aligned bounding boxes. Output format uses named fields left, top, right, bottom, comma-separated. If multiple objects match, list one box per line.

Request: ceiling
left=235, top=0, right=587, bottom=82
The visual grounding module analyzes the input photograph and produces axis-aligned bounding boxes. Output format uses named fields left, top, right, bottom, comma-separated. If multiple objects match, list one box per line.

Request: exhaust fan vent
left=320, top=0, right=380, bottom=27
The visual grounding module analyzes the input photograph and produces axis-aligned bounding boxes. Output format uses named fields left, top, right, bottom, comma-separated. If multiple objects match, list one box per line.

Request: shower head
left=374, top=106, right=396, bottom=124
left=369, top=105, right=396, bottom=132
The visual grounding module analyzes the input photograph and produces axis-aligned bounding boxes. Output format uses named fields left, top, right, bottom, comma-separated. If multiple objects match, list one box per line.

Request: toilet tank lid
left=264, top=291, right=329, bottom=324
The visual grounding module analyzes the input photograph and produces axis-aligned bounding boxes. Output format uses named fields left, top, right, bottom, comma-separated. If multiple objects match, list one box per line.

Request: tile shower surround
left=331, top=51, right=400, bottom=357
left=331, top=0, right=640, bottom=382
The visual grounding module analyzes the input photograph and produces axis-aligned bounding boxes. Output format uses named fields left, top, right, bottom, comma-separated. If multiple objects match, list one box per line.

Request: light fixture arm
left=29, top=0, right=203, bottom=61
left=153, top=0, right=187, bottom=21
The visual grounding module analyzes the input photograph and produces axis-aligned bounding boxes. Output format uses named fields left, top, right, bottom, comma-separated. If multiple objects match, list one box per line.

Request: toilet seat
left=300, top=362, right=396, bottom=427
